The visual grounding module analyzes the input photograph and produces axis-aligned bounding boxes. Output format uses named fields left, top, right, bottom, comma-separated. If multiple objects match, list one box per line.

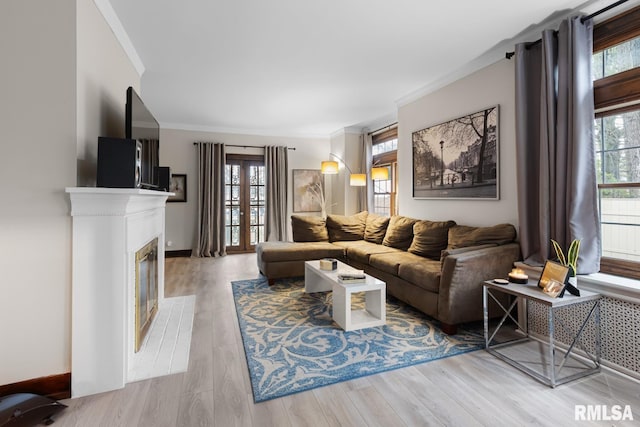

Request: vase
left=568, top=275, right=578, bottom=288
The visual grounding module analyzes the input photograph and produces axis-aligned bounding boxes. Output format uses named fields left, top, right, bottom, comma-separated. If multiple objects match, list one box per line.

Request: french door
left=225, top=155, right=266, bottom=253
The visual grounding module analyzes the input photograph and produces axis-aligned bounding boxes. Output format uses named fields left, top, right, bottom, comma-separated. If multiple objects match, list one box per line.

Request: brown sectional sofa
left=256, top=212, right=521, bottom=334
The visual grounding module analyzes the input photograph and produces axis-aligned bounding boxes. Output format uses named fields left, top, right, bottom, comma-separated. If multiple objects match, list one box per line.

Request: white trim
left=161, top=121, right=330, bottom=140
left=394, top=0, right=640, bottom=109
left=577, top=274, right=640, bottom=305
left=94, top=0, right=145, bottom=77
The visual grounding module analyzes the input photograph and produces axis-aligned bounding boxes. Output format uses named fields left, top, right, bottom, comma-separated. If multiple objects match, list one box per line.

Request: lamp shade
left=372, top=167, right=389, bottom=180
left=349, top=173, right=366, bottom=186
left=321, top=160, right=339, bottom=174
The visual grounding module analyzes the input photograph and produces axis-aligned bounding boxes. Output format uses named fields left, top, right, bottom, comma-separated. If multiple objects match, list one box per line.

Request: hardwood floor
left=54, top=254, right=639, bottom=426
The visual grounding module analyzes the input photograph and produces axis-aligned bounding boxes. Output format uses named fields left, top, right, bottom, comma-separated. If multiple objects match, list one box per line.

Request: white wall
left=0, top=0, right=77, bottom=385
left=160, top=128, right=330, bottom=250
left=76, top=0, right=141, bottom=186
left=397, top=59, right=519, bottom=228
left=0, top=0, right=140, bottom=386
left=328, top=130, right=364, bottom=216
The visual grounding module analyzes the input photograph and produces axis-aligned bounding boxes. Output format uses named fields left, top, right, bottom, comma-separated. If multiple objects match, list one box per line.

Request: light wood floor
left=54, top=254, right=639, bottom=426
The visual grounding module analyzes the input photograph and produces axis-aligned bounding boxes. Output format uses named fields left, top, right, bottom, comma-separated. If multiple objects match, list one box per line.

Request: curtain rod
left=504, top=0, right=630, bottom=59
left=192, top=142, right=295, bottom=150
left=368, top=122, right=398, bottom=136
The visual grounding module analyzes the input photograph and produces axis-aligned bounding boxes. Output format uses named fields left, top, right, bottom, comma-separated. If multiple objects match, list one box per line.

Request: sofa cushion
left=397, top=257, right=442, bottom=293
left=382, top=216, right=418, bottom=250
left=291, top=215, right=329, bottom=242
left=326, top=211, right=368, bottom=242
left=256, top=241, right=344, bottom=262
left=364, top=214, right=390, bottom=244
left=334, top=240, right=402, bottom=264
left=408, top=220, right=456, bottom=259
left=448, top=224, right=517, bottom=249
left=369, top=251, right=422, bottom=276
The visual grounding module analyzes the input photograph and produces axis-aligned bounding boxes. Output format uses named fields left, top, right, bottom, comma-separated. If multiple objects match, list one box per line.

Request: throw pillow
left=326, top=211, right=368, bottom=242
left=408, top=220, right=457, bottom=259
left=364, top=213, right=390, bottom=244
left=447, top=223, right=517, bottom=249
left=291, top=215, right=329, bottom=242
left=382, top=216, right=418, bottom=250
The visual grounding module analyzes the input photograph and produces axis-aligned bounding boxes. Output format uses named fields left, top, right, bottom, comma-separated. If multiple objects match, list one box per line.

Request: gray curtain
left=194, top=142, right=226, bottom=257
left=515, top=16, right=600, bottom=273
left=359, top=133, right=373, bottom=212
left=265, top=145, right=288, bottom=241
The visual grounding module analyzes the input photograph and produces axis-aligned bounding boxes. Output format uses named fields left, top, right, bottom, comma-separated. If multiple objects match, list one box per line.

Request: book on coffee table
left=337, top=273, right=366, bottom=284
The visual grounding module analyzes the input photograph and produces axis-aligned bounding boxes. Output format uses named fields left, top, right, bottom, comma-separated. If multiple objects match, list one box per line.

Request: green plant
left=551, top=239, right=581, bottom=276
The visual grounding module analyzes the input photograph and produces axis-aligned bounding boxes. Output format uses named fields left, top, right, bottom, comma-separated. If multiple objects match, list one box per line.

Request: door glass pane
left=231, top=226, right=240, bottom=246
left=232, top=165, right=240, bottom=184
left=231, top=207, right=240, bottom=225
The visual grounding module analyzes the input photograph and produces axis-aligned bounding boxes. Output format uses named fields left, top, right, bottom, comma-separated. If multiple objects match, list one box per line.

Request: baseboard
left=0, top=373, right=71, bottom=400
left=166, top=249, right=192, bottom=258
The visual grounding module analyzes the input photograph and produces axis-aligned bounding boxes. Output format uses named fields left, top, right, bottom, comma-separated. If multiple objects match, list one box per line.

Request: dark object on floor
left=0, top=393, right=67, bottom=426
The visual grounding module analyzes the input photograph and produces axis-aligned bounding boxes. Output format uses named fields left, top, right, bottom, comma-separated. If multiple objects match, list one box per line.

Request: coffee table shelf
left=305, top=260, right=386, bottom=331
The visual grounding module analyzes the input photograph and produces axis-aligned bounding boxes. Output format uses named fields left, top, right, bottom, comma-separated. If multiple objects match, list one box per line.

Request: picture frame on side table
left=168, top=174, right=187, bottom=203
left=538, top=260, right=570, bottom=293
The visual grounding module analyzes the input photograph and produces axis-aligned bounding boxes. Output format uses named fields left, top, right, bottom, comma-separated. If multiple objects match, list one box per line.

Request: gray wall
left=0, top=0, right=140, bottom=385
left=160, top=128, right=330, bottom=251
left=397, top=59, right=518, bottom=227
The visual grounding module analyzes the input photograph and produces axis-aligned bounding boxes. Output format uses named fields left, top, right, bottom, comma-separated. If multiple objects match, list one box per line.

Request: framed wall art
left=292, top=169, right=324, bottom=213
left=168, top=174, right=187, bottom=203
left=412, top=105, right=499, bottom=200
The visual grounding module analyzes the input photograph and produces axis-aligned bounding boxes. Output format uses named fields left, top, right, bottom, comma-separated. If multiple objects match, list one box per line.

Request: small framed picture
left=538, top=260, right=570, bottom=291
left=168, top=174, right=187, bottom=203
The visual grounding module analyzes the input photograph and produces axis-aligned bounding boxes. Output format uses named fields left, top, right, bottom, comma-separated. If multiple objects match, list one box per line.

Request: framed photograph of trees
left=412, top=106, right=499, bottom=199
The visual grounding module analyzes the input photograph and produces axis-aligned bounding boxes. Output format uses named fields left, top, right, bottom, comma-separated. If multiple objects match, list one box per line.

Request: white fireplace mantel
left=66, top=187, right=171, bottom=397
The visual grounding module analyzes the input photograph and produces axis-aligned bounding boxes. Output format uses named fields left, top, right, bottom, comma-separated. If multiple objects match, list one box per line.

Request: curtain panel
left=515, top=16, right=600, bottom=273
left=194, top=142, right=226, bottom=257
left=265, top=145, right=288, bottom=241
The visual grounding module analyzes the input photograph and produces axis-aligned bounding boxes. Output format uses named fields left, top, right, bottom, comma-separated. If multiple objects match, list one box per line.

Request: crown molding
left=160, top=122, right=330, bottom=140
left=94, top=0, right=145, bottom=77
left=395, top=0, right=624, bottom=109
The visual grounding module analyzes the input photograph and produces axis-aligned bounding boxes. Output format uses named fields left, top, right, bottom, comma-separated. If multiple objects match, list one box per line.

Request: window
left=592, top=5, right=640, bottom=279
left=372, top=127, right=398, bottom=216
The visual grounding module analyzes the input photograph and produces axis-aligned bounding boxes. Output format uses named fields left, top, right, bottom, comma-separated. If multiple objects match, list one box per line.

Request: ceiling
left=107, top=0, right=608, bottom=137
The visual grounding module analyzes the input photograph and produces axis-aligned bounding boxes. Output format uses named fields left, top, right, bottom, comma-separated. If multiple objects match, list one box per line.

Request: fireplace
left=66, top=187, right=169, bottom=397
left=135, top=238, right=159, bottom=352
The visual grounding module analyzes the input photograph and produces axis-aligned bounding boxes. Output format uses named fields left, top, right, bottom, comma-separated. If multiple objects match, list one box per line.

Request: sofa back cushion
left=382, top=216, right=418, bottom=250
left=364, top=213, right=390, bottom=244
left=291, top=215, right=329, bottom=242
left=447, top=223, right=517, bottom=249
left=408, top=220, right=457, bottom=259
left=326, top=211, right=368, bottom=242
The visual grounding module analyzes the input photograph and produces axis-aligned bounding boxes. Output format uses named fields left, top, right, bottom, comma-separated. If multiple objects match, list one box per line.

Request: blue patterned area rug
left=231, top=277, right=483, bottom=403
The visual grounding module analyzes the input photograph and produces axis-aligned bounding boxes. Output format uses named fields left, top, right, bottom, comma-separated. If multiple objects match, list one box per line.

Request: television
left=126, top=86, right=160, bottom=189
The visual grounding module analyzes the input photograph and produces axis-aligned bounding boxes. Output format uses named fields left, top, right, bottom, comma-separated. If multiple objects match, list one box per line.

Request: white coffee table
left=304, top=260, right=386, bottom=331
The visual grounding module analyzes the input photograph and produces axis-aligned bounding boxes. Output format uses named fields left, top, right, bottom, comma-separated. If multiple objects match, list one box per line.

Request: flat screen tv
left=126, top=86, right=160, bottom=189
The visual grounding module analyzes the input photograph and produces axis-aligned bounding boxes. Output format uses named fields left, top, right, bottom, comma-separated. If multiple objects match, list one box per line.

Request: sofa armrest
left=438, top=242, right=521, bottom=325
